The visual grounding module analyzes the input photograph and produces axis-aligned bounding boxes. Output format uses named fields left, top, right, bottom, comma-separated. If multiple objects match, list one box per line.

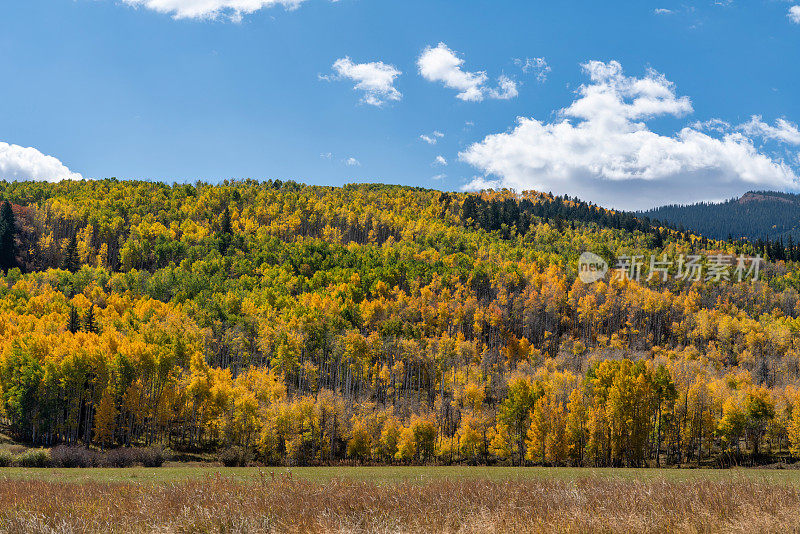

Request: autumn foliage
left=0, top=180, right=800, bottom=466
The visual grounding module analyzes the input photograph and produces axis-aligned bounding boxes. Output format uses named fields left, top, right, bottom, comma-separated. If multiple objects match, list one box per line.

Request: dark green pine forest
left=643, top=190, right=800, bottom=245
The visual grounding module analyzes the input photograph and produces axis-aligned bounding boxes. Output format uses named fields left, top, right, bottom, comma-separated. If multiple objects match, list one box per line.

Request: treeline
left=0, top=180, right=800, bottom=466
left=642, top=190, right=800, bottom=242
left=460, top=191, right=663, bottom=241
left=749, top=236, right=800, bottom=263
left=462, top=191, right=800, bottom=261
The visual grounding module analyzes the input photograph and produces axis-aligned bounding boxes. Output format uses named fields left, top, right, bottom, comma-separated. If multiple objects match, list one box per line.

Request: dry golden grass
left=1, top=473, right=799, bottom=533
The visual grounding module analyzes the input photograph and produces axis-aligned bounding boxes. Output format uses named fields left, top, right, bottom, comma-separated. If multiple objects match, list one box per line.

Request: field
left=3, top=464, right=800, bottom=484
left=2, top=467, right=800, bottom=533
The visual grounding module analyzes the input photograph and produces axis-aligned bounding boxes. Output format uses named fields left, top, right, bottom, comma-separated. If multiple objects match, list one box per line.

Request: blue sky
left=1, top=0, right=800, bottom=209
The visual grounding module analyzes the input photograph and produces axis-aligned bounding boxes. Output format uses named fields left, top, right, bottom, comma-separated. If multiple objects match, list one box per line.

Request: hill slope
left=641, top=190, right=800, bottom=242
left=0, top=180, right=799, bottom=469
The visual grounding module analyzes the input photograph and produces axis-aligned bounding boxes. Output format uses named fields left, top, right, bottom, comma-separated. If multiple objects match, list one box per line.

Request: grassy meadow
left=2, top=466, right=800, bottom=532
left=3, top=464, right=800, bottom=484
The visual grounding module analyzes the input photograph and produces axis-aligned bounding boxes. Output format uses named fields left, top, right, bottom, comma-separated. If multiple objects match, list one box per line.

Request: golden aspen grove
left=2, top=179, right=800, bottom=469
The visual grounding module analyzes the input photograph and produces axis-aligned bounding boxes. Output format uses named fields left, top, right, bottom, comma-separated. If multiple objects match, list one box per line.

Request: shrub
left=0, top=450, right=12, bottom=467
left=103, top=448, right=137, bottom=468
left=219, top=446, right=251, bottom=467
left=50, top=445, right=99, bottom=468
left=138, top=447, right=164, bottom=468
left=14, top=449, right=51, bottom=468
left=103, top=447, right=164, bottom=468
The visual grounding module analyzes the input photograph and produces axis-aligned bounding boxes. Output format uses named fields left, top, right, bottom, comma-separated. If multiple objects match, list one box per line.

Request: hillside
left=0, top=180, right=799, bottom=468
left=641, top=190, right=800, bottom=242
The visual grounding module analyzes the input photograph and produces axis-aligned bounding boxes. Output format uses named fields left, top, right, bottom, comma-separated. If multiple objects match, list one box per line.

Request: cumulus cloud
left=345, top=157, right=361, bottom=167
left=323, top=57, right=402, bottom=107
left=420, top=131, right=444, bottom=145
left=654, top=8, right=674, bottom=15
left=122, top=0, right=305, bottom=21
left=0, top=142, right=82, bottom=182
left=433, top=155, right=447, bottom=166
left=417, top=43, right=518, bottom=102
left=514, top=57, right=551, bottom=82
left=790, top=6, right=800, bottom=24
left=460, top=60, right=798, bottom=210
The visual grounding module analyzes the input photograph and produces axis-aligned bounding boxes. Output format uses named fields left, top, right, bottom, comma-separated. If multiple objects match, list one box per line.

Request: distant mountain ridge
left=640, top=190, right=800, bottom=242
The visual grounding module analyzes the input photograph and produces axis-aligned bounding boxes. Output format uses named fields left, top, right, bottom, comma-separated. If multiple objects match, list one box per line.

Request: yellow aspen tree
left=395, top=425, right=416, bottom=463
left=93, top=386, right=117, bottom=450
left=526, top=396, right=550, bottom=464
left=788, top=400, right=800, bottom=459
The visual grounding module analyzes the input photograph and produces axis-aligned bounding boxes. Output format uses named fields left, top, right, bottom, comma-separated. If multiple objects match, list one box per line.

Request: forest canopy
left=1, top=179, right=800, bottom=467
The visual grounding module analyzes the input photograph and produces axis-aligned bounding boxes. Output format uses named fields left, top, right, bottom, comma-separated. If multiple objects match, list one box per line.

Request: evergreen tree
left=218, top=205, right=233, bottom=254
left=0, top=200, right=18, bottom=272
left=67, top=305, right=80, bottom=334
left=84, top=305, right=98, bottom=334
left=220, top=205, right=232, bottom=235
left=652, top=228, right=664, bottom=250
left=63, top=235, right=80, bottom=272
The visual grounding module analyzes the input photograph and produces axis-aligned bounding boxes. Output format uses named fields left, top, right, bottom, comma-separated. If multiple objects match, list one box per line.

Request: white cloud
left=122, top=0, right=304, bottom=21
left=0, top=142, right=82, bottom=182
left=417, top=43, right=518, bottom=102
left=740, top=116, right=800, bottom=145
left=433, top=155, right=448, bottom=166
left=789, top=6, right=800, bottom=24
left=320, top=152, right=333, bottom=160
left=488, top=75, right=519, bottom=100
left=345, top=157, right=361, bottom=167
left=431, top=173, right=447, bottom=181
left=691, top=118, right=731, bottom=134
left=514, top=57, right=551, bottom=82
left=420, top=131, right=444, bottom=145
left=460, top=60, right=798, bottom=210
left=694, top=116, right=800, bottom=145
left=323, top=57, right=402, bottom=107
left=654, top=8, right=674, bottom=15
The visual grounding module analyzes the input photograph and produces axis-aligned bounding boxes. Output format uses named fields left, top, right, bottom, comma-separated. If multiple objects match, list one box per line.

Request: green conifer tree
left=63, top=235, right=80, bottom=272
left=67, top=305, right=80, bottom=334
left=0, top=201, right=18, bottom=272
left=84, top=305, right=98, bottom=334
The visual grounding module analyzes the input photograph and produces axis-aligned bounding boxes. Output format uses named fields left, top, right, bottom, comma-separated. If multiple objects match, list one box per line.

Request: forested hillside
left=642, top=191, right=800, bottom=243
left=2, top=180, right=800, bottom=467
